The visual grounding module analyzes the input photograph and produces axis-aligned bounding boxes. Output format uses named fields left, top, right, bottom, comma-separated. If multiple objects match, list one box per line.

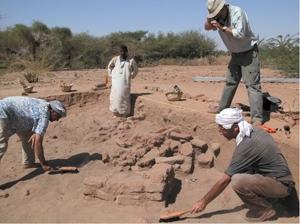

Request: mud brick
left=116, top=194, right=143, bottom=205
left=179, top=156, right=193, bottom=174
left=84, top=187, right=115, bottom=201
left=155, top=155, right=185, bottom=165
left=179, top=143, right=194, bottom=157
left=169, top=131, right=193, bottom=142
left=145, top=192, right=163, bottom=201
left=83, top=176, right=105, bottom=188
left=147, top=135, right=165, bottom=147
left=197, top=151, right=214, bottom=168
left=191, top=138, right=208, bottom=153
left=144, top=182, right=165, bottom=193
left=143, top=163, right=175, bottom=183
left=136, top=148, right=159, bottom=167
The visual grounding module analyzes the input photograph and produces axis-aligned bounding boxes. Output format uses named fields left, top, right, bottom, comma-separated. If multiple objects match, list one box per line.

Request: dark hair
left=120, top=45, right=128, bottom=52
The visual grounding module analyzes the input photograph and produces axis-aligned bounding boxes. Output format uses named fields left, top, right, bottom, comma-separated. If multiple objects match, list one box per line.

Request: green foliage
left=142, top=31, right=216, bottom=62
left=260, top=34, right=299, bottom=77
left=0, top=23, right=217, bottom=71
left=2, top=21, right=297, bottom=78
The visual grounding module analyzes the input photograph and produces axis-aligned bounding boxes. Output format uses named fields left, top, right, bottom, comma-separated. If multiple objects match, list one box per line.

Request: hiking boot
left=23, top=163, right=41, bottom=169
left=251, top=120, right=263, bottom=127
left=244, top=208, right=276, bottom=222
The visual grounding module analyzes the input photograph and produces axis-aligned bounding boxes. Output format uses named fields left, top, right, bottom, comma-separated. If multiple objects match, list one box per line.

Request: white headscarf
left=216, top=108, right=253, bottom=145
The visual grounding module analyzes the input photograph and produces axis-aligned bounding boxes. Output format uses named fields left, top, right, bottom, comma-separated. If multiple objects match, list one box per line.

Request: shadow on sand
left=0, top=152, right=101, bottom=190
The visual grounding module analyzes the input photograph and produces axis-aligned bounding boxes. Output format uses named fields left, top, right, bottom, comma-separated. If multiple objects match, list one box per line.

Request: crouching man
left=191, top=108, right=297, bottom=222
left=0, top=96, right=66, bottom=171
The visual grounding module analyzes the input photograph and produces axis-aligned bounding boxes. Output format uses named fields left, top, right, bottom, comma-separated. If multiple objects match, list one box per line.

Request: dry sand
left=0, top=65, right=298, bottom=223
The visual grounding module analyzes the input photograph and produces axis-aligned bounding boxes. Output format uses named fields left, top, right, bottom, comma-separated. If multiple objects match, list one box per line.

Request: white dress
left=107, top=56, right=138, bottom=115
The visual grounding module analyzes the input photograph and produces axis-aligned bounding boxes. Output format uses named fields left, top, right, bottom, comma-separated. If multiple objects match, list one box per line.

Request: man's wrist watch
left=222, top=26, right=228, bottom=32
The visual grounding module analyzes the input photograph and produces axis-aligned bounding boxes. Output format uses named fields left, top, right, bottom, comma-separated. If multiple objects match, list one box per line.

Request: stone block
left=179, top=156, right=193, bottom=174
left=136, top=148, right=159, bottom=167
left=197, top=151, right=214, bottom=168
left=116, top=194, right=143, bottom=205
left=133, top=112, right=146, bottom=121
left=191, top=138, right=208, bottom=153
left=144, top=182, right=165, bottom=193
left=158, top=142, right=174, bottom=157
left=83, top=176, right=105, bottom=188
left=173, top=164, right=181, bottom=171
left=84, top=163, right=175, bottom=205
left=145, top=192, right=163, bottom=201
left=169, top=131, right=193, bottom=142
left=147, top=135, right=165, bottom=147
left=179, top=143, right=194, bottom=157
left=143, top=163, right=175, bottom=183
left=84, top=187, right=115, bottom=201
left=155, top=155, right=185, bottom=165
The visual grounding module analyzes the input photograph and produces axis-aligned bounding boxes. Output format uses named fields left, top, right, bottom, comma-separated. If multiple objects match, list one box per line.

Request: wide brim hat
left=207, top=0, right=225, bottom=19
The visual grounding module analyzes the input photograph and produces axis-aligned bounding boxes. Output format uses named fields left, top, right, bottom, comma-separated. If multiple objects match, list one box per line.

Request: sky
left=0, top=0, right=299, bottom=50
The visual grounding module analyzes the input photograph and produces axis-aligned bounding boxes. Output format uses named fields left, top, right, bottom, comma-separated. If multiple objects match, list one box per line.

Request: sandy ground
left=0, top=65, right=299, bottom=223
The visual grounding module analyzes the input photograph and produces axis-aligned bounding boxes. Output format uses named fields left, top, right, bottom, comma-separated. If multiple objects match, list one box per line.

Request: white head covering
left=49, top=100, right=67, bottom=117
left=216, top=108, right=253, bottom=145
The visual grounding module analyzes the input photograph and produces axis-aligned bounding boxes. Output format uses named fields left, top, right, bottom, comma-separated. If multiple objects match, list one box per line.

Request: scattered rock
left=162, top=113, right=171, bottom=123
left=102, top=153, right=110, bottom=163
left=132, top=113, right=146, bottom=121
left=25, top=189, right=30, bottom=196
left=192, top=124, right=198, bottom=132
left=116, top=139, right=132, bottom=148
left=0, top=190, right=9, bottom=198
left=183, top=93, right=192, bottom=99
left=211, top=143, right=221, bottom=157
left=100, top=120, right=120, bottom=131
left=137, top=103, right=145, bottom=110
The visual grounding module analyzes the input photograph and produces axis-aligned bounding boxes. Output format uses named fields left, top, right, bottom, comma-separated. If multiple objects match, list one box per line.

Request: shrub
left=260, top=34, right=299, bottom=77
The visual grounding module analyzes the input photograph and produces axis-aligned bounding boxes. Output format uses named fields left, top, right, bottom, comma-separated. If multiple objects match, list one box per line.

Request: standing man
left=191, top=108, right=297, bottom=222
left=107, top=45, right=138, bottom=117
left=205, top=0, right=263, bottom=125
left=0, top=96, right=66, bottom=171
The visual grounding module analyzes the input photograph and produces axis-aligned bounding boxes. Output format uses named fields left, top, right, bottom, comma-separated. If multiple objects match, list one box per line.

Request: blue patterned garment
left=0, top=96, right=50, bottom=136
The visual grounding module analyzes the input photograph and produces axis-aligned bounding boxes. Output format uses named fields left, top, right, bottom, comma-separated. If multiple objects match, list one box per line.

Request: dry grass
left=157, top=55, right=230, bottom=66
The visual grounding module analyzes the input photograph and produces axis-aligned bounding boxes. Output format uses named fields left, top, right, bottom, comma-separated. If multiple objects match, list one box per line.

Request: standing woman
left=107, top=45, right=138, bottom=117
